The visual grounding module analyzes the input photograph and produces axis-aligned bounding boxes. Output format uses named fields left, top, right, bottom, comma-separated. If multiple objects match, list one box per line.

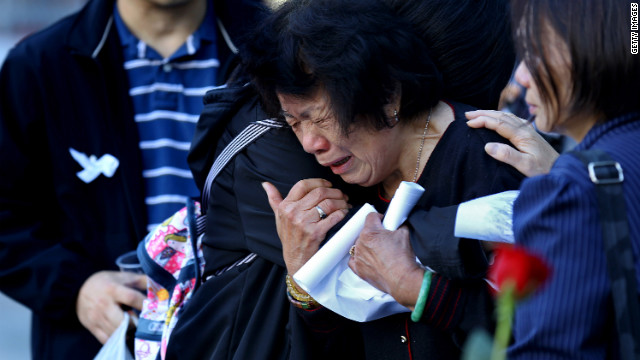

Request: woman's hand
left=263, top=178, right=350, bottom=275
left=348, top=213, right=424, bottom=309
left=466, top=110, right=558, bottom=177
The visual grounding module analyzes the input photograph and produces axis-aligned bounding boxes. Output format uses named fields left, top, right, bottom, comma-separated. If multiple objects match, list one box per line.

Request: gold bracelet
left=285, top=274, right=315, bottom=302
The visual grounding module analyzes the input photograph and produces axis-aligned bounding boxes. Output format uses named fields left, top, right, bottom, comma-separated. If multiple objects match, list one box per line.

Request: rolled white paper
left=293, top=181, right=426, bottom=322
left=294, top=203, right=377, bottom=291
left=382, top=181, right=425, bottom=230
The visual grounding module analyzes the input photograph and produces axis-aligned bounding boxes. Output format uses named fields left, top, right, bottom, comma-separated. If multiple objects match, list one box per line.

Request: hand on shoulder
left=466, top=110, right=559, bottom=177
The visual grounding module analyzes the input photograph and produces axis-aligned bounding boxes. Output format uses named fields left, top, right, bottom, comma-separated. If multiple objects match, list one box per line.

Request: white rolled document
left=293, top=181, right=425, bottom=322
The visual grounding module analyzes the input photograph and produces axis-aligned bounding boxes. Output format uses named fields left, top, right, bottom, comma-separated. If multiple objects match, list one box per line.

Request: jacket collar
left=576, top=112, right=640, bottom=151
left=213, top=0, right=267, bottom=51
left=64, top=0, right=266, bottom=79
left=66, top=0, right=223, bottom=59
left=65, top=0, right=117, bottom=59
left=112, top=0, right=217, bottom=60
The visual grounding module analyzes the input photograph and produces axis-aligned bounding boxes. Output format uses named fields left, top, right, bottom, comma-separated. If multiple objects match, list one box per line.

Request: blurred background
left=0, top=1, right=88, bottom=358
left=0, top=1, right=291, bottom=358
left=0, top=0, right=87, bottom=63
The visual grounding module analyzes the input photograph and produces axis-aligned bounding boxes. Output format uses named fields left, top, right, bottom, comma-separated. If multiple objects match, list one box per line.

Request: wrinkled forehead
left=277, top=90, right=333, bottom=117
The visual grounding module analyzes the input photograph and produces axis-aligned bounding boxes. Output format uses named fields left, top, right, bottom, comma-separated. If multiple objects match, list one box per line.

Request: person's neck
left=563, top=111, right=601, bottom=143
left=380, top=101, right=454, bottom=198
left=117, top=0, right=207, bottom=58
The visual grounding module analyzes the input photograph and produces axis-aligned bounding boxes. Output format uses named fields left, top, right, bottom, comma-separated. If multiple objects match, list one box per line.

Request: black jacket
left=168, top=84, right=367, bottom=360
left=0, top=0, right=266, bottom=358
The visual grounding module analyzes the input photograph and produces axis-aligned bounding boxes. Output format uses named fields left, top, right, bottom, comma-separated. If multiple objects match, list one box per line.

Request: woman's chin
left=338, top=173, right=361, bottom=185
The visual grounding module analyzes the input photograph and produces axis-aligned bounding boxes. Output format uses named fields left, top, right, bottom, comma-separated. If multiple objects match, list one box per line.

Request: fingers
left=316, top=197, right=350, bottom=217
left=304, top=187, right=349, bottom=210
left=484, top=142, right=526, bottom=170
left=263, top=179, right=347, bottom=212
left=287, top=179, right=348, bottom=213
left=93, top=329, right=110, bottom=345
left=117, top=271, right=148, bottom=291
left=131, top=273, right=148, bottom=291
left=266, top=179, right=349, bottom=222
left=270, top=178, right=351, bottom=274
left=363, top=212, right=385, bottom=229
left=262, top=181, right=284, bottom=213
left=465, top=110, right=531, bottom=139
left=466, top=110, right=558, bottom=177
left=349, top=213, right=385, bottom=264
left=285, top=178, right=333, bottom=202
left=77, top=271, right=130, bottom=344
left=348, top=213, right=384, bottom=268
left=114, top=272, right=147, bottom=311
left=314, top=206, right=349, bottom=237
left=99, top=301, right=126, bottom=343
left=114, top=286, right=146, bottom=312
left=348, top=217, right=417, bottom=298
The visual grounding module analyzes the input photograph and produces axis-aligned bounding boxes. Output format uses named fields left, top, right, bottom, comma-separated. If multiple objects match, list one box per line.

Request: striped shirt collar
left=113, top=2, right=217, bottom=61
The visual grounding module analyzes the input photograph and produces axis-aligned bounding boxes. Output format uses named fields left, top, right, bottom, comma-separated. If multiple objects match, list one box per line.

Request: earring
left=394, top=109, right=399, bottom=123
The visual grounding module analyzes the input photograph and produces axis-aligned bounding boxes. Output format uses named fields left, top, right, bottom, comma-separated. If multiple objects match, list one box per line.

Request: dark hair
left=240, top=0, right=443, bottom=134
left=384, top=0, right=515, bottom=110
left=511, top=0, right=640, bottom=121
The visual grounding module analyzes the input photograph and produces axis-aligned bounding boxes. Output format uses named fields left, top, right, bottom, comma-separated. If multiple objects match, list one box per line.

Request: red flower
left=489, top=244, right=551, bottom=300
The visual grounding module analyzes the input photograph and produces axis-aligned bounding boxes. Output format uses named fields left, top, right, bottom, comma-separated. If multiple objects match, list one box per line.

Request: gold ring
left=349, top=245, right=356, bottom=257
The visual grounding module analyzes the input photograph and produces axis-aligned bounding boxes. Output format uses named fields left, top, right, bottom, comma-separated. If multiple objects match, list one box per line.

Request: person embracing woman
left=468, top=0, right=640, bottom=358
left=242, top=0, right=524, bottom=358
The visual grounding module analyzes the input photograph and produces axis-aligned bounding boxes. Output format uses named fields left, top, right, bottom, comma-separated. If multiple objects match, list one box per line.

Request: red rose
left=489, top=244, right=551, bottom=300
left=478, top=245, right=552, bottom=360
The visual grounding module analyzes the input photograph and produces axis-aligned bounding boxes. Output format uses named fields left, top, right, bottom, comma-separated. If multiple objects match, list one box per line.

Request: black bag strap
left=570, top=149, right=640, bottom=360
left=186, top=199, right=202, bottom=293
left=189, top=118, right=283, bottom=289
left=201, top=118, right=284, bottom=212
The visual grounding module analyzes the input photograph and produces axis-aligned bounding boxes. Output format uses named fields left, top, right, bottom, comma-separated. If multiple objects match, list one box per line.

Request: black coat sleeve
left=407, top=205, right=490, bottom=279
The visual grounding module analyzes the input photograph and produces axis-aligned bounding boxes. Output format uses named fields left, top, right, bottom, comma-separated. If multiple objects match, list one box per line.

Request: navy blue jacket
left=0, top=0, right=266, bottom=358
left=510, top=113, right=640, bottom=359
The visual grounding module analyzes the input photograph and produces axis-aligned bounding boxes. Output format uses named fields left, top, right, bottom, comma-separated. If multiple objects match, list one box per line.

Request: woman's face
left=514, top=52, right=571, bottom=135
left=514, top=30, right=593, bottom=141
left=278, top=91, right=404, bottom=188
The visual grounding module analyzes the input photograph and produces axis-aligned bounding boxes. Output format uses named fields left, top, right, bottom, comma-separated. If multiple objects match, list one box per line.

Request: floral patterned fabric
left=134, top=202, right=204, bottom=360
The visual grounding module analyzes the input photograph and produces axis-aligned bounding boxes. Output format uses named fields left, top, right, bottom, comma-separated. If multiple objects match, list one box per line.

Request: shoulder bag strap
left=201, top=118, right=284, bottom=212
left=194, top=118, right=284, bottom=283
left=570, top=149, right=640, bottom=360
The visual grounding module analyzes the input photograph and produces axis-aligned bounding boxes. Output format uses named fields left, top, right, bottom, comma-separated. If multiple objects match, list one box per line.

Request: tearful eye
left=281, top=113, right=298, bottom=128
left=313, top=117, right=332, bottom=129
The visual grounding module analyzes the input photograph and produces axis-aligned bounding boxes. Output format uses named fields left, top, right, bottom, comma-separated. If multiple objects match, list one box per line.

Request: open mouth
left=331, top=156, right=351, bottom=167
